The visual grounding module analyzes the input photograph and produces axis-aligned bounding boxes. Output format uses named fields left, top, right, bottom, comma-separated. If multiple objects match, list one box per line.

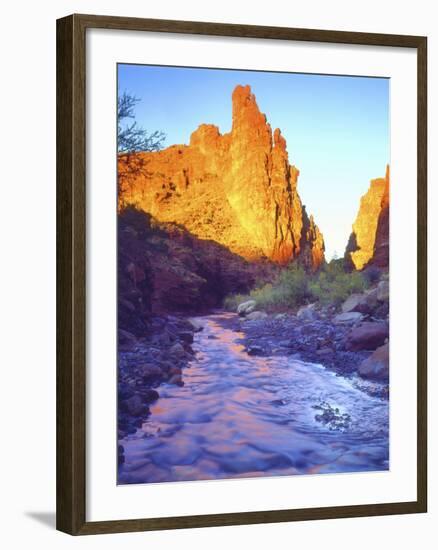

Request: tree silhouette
left=118, top=91, right=165, bottom=154
left=117, top=91, right=166, bottom=206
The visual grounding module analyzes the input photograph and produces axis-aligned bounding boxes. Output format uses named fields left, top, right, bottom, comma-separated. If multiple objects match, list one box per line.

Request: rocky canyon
left=118, top=85, right=325, bottom=270
left=117, top=79, right=391, bottom=484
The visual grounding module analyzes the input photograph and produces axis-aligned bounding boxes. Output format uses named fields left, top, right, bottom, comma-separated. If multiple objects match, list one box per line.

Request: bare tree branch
left=117, top=91, right=165, bottom=154
left=117, top=91, right=166, bottom=207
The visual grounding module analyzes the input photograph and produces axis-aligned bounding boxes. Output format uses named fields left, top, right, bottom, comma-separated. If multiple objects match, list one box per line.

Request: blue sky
left=118, top=64, right=389, bottom=260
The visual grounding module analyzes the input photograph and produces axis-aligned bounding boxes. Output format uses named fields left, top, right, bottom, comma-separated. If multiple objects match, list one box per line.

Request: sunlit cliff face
left=345, top=165, right=390, bottom=270
left=118, top=84, right=325, bottom=269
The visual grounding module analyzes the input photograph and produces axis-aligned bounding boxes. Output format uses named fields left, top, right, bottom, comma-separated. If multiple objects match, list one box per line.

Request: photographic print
left=116, top=65, right=390, bottom=485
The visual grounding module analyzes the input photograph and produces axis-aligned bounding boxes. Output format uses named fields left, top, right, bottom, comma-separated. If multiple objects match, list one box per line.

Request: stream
left=118, top=312, right=389, bottom=484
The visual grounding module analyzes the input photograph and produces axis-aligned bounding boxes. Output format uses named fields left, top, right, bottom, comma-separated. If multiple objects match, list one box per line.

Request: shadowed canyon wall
left=118, top=208, right=277, bottom=328
left=345, top=165, right=390, bottom=270
left=119, top=85, right=325, bottom=270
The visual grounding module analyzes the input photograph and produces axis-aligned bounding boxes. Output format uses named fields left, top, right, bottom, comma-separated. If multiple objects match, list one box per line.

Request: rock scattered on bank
left=233, top=281, right=390, bottom=394
left=117, top=316, right=198, bottom=445
left=358, top=343, right=389, bottom=381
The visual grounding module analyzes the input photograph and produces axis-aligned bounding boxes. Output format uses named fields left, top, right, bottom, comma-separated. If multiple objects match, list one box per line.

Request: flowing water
left=119, top=313, right=389, bottom=484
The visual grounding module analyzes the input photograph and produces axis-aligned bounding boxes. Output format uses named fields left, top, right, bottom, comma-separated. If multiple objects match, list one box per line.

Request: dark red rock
left=120, top=395, right=149, bottom=417
left=178, top=331, right=194, bottom=344
left=345, top=322, right=389, bottom=351
left=142, top=389, right=160, bottom=403
left=140, top=363, right=163, bottom=383
left=358, top=343, right=389, bottom=381
left=168, top=365, right=182, bottom=376
left=168, top=374, right=184, bottom=386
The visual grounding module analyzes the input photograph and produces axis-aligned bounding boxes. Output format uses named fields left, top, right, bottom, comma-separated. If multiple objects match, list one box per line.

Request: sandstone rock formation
left=345, top=166, right=390, bottom=270
left=119, top=85, right=324, bottom=269
left=369, top=167, right=390, bottom=268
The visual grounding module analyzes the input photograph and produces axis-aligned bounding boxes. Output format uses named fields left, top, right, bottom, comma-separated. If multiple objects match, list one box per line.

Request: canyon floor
left=116, top=204, right=390, bottom=483
left=117, top=307, right=389, bottom=484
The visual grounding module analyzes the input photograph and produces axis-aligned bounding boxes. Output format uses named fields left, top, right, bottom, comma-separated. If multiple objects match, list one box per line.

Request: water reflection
left=119, top=313, right=389, bottom=484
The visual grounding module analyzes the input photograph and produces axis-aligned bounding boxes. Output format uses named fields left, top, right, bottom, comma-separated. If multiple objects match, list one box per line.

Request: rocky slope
left=119, top=84, right=324, bottom=270
left=118, top=207, right=276, bottom=339
left=345, top=166, right=390, bottom=270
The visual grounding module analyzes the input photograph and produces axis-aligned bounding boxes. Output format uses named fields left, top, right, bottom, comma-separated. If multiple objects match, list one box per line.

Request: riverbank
left=117, top=315, right=197, bottom=464
left=118, top=302, right=389, bottom=462
left=118, top=312, right=389, bottom=484
left=216, top=312, right=389, bottom=399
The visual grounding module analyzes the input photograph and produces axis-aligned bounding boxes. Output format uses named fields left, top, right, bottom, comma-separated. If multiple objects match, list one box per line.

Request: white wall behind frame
left=0, top=1, right=435, bottom=550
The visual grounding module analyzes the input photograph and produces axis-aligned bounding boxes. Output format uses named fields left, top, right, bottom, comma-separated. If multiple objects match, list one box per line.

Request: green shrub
left=275, top=265, right=309, bottom=305
left=223, top=259, right=371, bottom=312
left=246, top=266, right=307, bottom=310
left=362, top=266, right=382, bottom=285
left=308, top=264, right=368, bottom=306
left=223, top=265, right=310, bottom=312
left=223, top=293, right=247, bottom=311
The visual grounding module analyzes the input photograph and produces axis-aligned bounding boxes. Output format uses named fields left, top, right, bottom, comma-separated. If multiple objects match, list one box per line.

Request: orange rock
left=118, top=85, right=324, bottom=269
left=370, top=165, right=390, bottom=268
left=345, top=166, right=390, bottom=270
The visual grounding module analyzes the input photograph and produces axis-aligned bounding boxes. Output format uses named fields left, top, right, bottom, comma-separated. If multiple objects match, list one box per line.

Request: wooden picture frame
left=57, top=13, right=427, bottom=535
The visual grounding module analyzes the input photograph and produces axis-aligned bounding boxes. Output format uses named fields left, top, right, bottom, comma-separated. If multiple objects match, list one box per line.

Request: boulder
left=120, top=394, right=148, bottom=417
left=158, top=360, right=173, bottom=373
left=245, top=311, right=268, bottom=321
left=188, top=318, right=204, bottom=332
left=237, top=300, right=257, bottom=316
left=155, top=330, right=172, bottom=346
left=178, top=331, right=194, bottom=344
left=275, top=313, right=287, bottom=320
left=118, top=328, right=138, bottom=345
left=374, top=302, right=389, bottom=319
left=341, top=294, right=364, bottom=313
left=142, top=389, right=159, bottom=403
left=297, top=303, right=318, bottom=321
left=247, top=345, right=264, bottom=356
left=333, top=312, right=364, bottom=324
left=169, top=342, right=185, bottom=358
left=118, top=385, right=134, bottom=400
left=118, top=444, right=125, bottom=466
left=377, top=280, right=389, bottom=302
left=363, top=287, right=380, bottom=307
left=168, top=365, right=182, bottom=376
left=168, top=374, right=184, bottom=386
left=140, top=363, right=163, bottom=383
left=316, top=347, right=334, bottom=358
left=119, top=298, right=135, bottom=313
left=341, top=288, right=380, bottom=315
left=358, top=343, right=389, bottom=381
left=345, top=322, right=389, bottom=351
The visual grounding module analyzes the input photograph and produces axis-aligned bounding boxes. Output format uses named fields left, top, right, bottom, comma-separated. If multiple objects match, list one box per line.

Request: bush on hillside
left=308, top=263, right=367, bottom=306
left=224, top=260, right=370, bottom=312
